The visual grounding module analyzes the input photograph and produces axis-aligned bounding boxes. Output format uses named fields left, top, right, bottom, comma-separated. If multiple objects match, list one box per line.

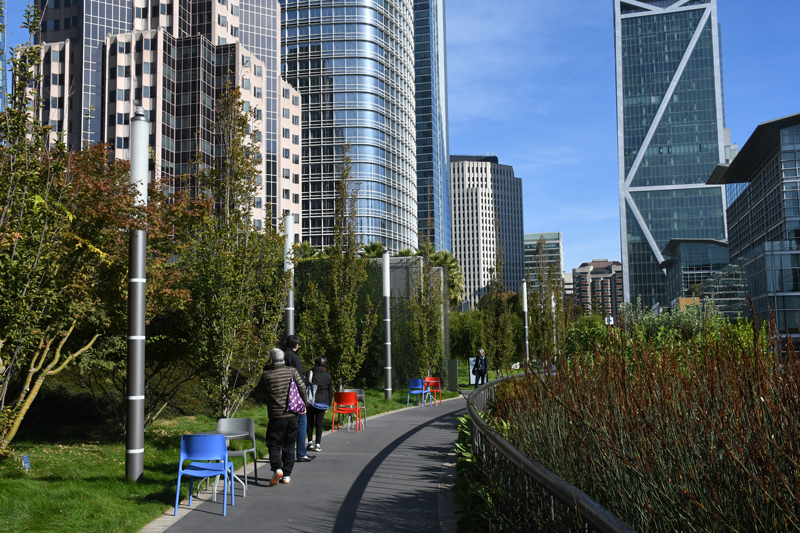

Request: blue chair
left=174, top=434, right=235, bottom=517
left=407, top=378, right=432, bottom=407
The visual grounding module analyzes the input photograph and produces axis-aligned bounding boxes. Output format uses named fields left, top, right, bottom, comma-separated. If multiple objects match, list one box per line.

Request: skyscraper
left=614, top=0, right=730, bottom=307
left=450, top=155, right=524, bottom=308
left=413, top=0, right=450, bottom=251
left=280, top=0, right=419, bottom=252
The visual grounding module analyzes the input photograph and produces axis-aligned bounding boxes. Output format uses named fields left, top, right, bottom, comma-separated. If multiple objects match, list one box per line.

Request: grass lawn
left=0, top=385, right=460, bottom=532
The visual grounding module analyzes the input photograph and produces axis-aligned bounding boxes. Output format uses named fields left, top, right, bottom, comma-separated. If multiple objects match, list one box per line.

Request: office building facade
left=413, top=0, right=450, bottom=251
left=280, top=0, right=418, bottom=252
left=572, top=259, right=624, bottom=317
left=614, top=0, right=730, bottom=307
left=661, top=238, right=728, bottom=308
left=450, top=155, right=524, bottom=308
left=706, top=113, right=800, bottom=330
left=523, top=232, right=564, bottom=288
left=31, top=0, right=292, bottom=229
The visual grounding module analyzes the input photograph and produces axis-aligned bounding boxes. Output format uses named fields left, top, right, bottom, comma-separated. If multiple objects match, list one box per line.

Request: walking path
left=145, top=397, right=466, bottom=533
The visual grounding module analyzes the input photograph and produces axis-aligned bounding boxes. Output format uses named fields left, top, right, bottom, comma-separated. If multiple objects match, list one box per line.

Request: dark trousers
left=265, top=416, right=298, bottom=476
left=476, top=371, right=487, bottom=385
left=296, top=413, right=308, bottom=458
left=307, top=405, right=326, bottom=445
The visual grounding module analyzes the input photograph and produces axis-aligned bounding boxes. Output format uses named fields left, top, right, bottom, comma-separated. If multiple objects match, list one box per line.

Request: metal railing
left=466, top=374, right=638, bottom=533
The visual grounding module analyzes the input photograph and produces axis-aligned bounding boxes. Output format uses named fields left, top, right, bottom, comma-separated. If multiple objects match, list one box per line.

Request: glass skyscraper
left=614, top=0, right=728, bottom=307
left=280, top=0, right=418, bottom=252
left=413, top=0, right=450, bottom=251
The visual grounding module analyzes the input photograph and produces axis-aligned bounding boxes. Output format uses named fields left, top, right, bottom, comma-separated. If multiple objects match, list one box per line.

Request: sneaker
left=307, top=443, right=315, bottom=451
left=296, top=455, right=315, bottom=463
left=279, top=476, right=291, bottom=484
left=269, top=469, right=283, bottom=486
left=315, top=444, right=321, bottom=452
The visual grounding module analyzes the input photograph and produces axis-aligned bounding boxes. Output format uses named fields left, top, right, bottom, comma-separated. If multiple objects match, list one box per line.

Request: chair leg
left=242, top=454, right=248, bottom=495
left=174, top=476, right=182, bottom=516
left=252, top=451, right=258, bottom=483
left=188, top=477, right=194, bottom=507
left=222, top=469, right=227, bottom=517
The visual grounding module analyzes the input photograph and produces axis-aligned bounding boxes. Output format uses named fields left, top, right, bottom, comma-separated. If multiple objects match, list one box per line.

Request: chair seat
left=183, top=461, right=233, bottom=477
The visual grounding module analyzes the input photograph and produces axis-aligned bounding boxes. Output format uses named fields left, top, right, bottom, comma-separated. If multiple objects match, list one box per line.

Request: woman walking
left=472, top=348, right=488, bottom=386
left=306, top=357, right=333, bottom=451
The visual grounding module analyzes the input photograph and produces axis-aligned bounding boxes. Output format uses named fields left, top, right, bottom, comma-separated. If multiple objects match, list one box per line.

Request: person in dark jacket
left=472, top=348, right=488, bottom=386
left=284, top=335, right=314, bottom=463
left=305, top=357, right=333, bottom=452
left=263, top=348, right=307, bottom=486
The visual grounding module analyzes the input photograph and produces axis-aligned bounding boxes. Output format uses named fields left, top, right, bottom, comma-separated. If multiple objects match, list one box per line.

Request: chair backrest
left=343, top=388, right=366, bottom=403
left=334, top=392, right=358, bottom=406
left=423, top=377, right=440, bottom=390
left=216, top=417, right=255, bottom=442
left=180, top=434, right=227, bottom=464
left=409, top=378, right=424, bottom=390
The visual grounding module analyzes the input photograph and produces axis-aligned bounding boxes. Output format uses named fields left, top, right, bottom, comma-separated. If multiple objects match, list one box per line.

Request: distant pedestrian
left=263, top=348, right=307, bottom=486
left=284, top=335, right=315, bottom=463
left=306, top=357, right=333, bottom=452
left=473, top=348, right=488, bottom=386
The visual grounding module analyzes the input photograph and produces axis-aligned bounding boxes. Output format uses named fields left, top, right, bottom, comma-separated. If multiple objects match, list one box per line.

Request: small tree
left=300, top=145, right=377, bottom=390
left=186, top=83, right=290, bottom=417
left=479, top=223, right=517, bottom=373
left=407, top=243, right=445, bottom=378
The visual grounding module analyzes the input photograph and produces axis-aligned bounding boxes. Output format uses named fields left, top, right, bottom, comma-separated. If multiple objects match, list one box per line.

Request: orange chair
left=423, top=377, right=442, bottom=406
left=332, top=392, right=361, bottom=433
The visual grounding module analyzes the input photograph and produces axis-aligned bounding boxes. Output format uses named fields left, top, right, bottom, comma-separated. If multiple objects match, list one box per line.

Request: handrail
left=466, top=374, right=638, bottom=533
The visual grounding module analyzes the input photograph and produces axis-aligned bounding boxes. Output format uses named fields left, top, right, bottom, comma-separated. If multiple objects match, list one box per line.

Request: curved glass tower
left=281, top=0, right=418, bottom=252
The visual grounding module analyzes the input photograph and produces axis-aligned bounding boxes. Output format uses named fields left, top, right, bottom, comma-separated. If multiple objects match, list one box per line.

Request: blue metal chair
left=174, top=434, right=235, bottom=517
left=407, top=378, right=432, bottom=407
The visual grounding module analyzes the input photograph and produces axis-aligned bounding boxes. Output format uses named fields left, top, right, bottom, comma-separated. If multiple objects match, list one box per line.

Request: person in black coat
left=472, top=348, right=488, bottom=386
left=305, top=357, right=333, bottom=452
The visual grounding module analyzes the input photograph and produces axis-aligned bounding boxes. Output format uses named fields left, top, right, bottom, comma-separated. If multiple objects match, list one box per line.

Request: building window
left=242, top=78, right=250, bottom=89
left=254, top=87, right=262, bottom=98
left=283, top=108, right=290, bottom=119
left=292, top=135, right=299, bottom=145
left=292, top=154, right=299, bottom=164
left=283, top=169, right=290, bottom=179
left=292, top=96, right=299, bottom=106
left=218, top=37, right=227, bottom=45
left=219, top=15, right=227, bottom=26
left=283, top=88, right=290, bottom=99
left=283, top=189, right=290, bottom=199
left=255, top=66, right=262, bottom=76
left=254, top=219, right=262, bottom=230
left=254, top=197, right=262, bottom=208
left=232, top=4, right=239, bottom=15
left=293, top=194, right=299, bottom=204
left=283, top=128, right=290, bottom=139
left=292, top=115, right=299, bottom=126
left=283, top=148, right=290, bottom=159
left=292, top=173, right=299, bottom=184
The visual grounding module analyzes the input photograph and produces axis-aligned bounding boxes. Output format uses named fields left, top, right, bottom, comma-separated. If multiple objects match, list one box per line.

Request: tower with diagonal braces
left=614, top=0, right=731, bottom=307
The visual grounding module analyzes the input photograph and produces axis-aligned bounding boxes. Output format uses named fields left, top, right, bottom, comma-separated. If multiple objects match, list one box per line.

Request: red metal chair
left=423, top=377, right=442, bottom=406
left=332, top=392, right=361, bottom=433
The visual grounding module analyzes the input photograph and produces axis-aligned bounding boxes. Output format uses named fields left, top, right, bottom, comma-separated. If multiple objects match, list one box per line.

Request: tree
left=0, top=11, right=133, bottom=452
left=300, top=145, right=378, bottom=390
left=396, top=248, right=415, bottom=257
left=407, top=242, right=445, bottom=378
left=479, top=223, right=517, bottom=372
left=185, top=83, right=290, bottom=418
left=360, top=241, right=385, bottom=258
left=431, top=250, right=465, bottom=309
left=295, top=240, right=318, bottom=260
left=449, top=309, right=484, bottom=362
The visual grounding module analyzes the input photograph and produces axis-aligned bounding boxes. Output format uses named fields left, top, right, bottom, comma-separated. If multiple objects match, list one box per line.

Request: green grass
left=0, top=385, right=460, bottom=532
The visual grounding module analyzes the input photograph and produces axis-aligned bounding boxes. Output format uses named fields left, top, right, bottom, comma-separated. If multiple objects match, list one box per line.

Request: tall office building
left=614, top=0, right=730, bottom=307
left=280, top=0, right=418, bottom=252
left=450, top=155, right=524, bottom=308
left=523, top=232, right=564, bottom=288
left=572, top=259, right=624, bottom=318
left=413, top=0, right=450, bottom=251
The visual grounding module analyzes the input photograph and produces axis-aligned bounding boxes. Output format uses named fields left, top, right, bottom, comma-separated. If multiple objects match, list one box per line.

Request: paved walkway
left=154, top=397, right=465, bottom=533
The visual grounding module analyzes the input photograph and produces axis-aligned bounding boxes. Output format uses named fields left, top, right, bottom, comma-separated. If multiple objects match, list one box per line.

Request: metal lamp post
left=283, top=215, right=295, bottom=338
left=126, top=107, right=148, bottom=482
left=521, top=280, right=530, bottom=368
left=383, top=252, right=392, bottom=400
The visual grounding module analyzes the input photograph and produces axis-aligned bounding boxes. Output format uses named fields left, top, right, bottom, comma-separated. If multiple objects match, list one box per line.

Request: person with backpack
left=472, top=348, right=488, bottom=386
left=263, top=348, right=307, bottom=486
left=305, top=356, right=333, bottom=452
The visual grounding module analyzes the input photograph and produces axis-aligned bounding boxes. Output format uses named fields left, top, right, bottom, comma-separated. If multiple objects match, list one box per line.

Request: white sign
left=605, top=316, right=614, bottom=326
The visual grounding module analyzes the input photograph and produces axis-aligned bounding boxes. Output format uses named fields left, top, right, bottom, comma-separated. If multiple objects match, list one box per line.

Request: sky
left=3, top=1, right=800, bottom=271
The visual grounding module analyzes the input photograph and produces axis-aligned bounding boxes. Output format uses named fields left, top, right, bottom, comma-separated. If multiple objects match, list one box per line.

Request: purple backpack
left=286, top=369, right=306, bottom=415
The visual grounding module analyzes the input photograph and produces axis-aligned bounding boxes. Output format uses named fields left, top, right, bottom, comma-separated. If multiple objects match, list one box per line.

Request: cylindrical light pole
left=126, top=106, right=148, bottom=482
left=284, top=215, right=295, bottom=338
left=521, top=280, right=530, bottom=369
left=383, top=252, right=392, bottom=400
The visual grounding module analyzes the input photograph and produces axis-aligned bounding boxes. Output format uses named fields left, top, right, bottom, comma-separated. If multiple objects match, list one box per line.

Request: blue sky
left=4, top=1, right=799, bottom=271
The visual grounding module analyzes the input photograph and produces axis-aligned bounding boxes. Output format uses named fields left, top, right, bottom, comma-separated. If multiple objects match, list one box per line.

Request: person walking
left=263, top=348, right=307, bottom=486
left=472, top=348, right=488, bottom=386
left=306, top=357, right=333, bottom=452
left=284, top=335, right=315, bottom=463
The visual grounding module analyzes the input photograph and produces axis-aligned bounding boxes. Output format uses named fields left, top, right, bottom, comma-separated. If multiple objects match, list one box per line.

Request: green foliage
left=449, top=309, right=484, bottom=362
left=184, top=83, right=290, bottom=418
left=299, top=145, right=377, bottom=390
left=360, top=241, right=385, bottom=258
left=431, top=249, right=465, bottom=309
left=407, top=250, right=445, bottom=378
left=479, top=237, right=517, bottom=371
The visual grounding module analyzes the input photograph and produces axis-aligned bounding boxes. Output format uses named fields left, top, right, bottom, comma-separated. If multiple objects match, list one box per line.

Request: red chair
left=423, top=377, right=442, bottom=406
left=332, top=392, right=361, bottom=433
